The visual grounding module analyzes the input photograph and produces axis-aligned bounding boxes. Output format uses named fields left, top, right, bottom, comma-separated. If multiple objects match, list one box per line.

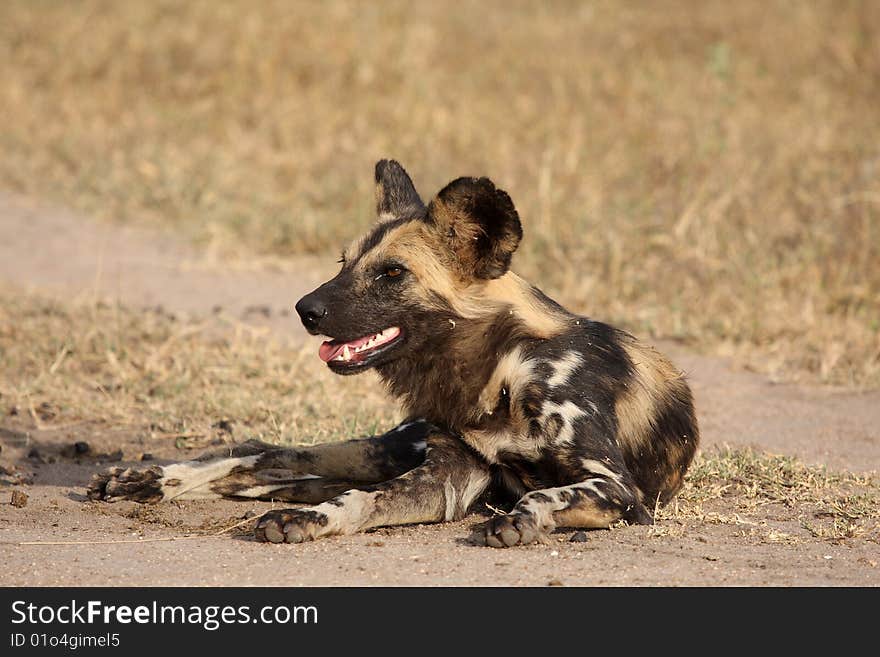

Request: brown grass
left=658, top=446, right=880, bottom=543
left=0, top=0, right=879, bottom=385
left=0, top=286, right=399, bottom=446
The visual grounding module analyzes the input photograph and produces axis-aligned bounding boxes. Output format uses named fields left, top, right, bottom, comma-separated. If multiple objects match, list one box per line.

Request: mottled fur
left=89, top=160, right=699, bottom=548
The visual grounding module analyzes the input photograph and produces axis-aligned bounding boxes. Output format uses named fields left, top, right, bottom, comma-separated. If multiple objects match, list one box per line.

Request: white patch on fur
left=459, top=471, right=491, bottom=517
left=516, top=490, right=560, bottom=529
left=411, top=440, right=427, bottom=453
left=311, top=490, right=377, bottom=536
left=579, top=479, right=608, bottom=500
left=160, top=455, right=260, bottom=501
left=231, top=484, right=295, bottom=499
left=540, top=400, right=587, bottom=444
left=515, top=478, right=616, bottom=530
left=443, top=478, right=457, bottom=521
left=580, top=459, right=624, bottom=487
left=477, top=346, right=537, bottom=418
left=547, top=351, right=583, bottom=388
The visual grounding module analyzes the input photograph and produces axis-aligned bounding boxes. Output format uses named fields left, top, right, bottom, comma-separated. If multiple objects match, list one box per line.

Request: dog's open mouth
left=318, top=327, right=402, bottom=370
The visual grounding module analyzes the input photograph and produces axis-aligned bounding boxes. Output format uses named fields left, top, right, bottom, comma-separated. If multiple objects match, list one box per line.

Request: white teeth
left=333, top=329, right=398, bottom=364
left=355, top=335, right=376, bottom=354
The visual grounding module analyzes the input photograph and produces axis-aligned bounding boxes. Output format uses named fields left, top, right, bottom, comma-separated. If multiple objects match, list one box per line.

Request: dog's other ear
left=375, top=159, right=425, bottom=219
left=426, top=177, right=523, bottom=280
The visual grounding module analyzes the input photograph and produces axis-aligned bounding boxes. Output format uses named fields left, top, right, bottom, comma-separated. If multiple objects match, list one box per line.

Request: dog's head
left=295, top=159, right=523, bottom=375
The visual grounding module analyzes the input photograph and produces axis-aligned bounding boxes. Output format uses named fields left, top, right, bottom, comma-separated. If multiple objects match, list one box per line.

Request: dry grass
left=0, top=0, right=878, bottom=386
left=657, top=446, right=880, bottom=543
left=0, top=287, right=399, bottom=446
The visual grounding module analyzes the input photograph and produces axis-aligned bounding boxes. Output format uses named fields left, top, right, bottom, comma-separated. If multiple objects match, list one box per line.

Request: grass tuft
left=0, top=287, right=399, bottom=446
left=659, top=446, right=880, bottom=543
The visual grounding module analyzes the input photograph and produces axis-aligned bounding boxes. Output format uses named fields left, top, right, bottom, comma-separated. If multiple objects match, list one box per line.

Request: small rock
left=74, top=441, right=90, bottom=455
left=27, top=447, right=43, bottom=462
left=139, top=453, right=154, bottom=462
left=10, top=490, right=28, bottom=508
left=242, top=510, right=258, bottom=519
left=569, top=531, right=588, bottom=543
left=547, top=579, right=564, bottom=587
left=36, top=402, right=54, bottom=420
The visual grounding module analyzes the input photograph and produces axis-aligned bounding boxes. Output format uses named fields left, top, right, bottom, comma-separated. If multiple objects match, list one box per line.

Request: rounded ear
left=426, top=177, right=523, bottom=280
left=374, top=159, right=425, bottom=219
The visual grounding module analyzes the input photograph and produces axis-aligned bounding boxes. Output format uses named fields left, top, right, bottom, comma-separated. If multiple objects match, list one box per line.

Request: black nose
left=295, top=294, right=328, bottom=330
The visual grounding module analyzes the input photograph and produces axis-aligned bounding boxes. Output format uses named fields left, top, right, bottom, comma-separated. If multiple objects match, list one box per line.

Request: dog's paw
left=254, top=508, right=330, bottom=544
left=476, top=513, right=543, bottom=548
left=87, top=466, right=165, bottom=503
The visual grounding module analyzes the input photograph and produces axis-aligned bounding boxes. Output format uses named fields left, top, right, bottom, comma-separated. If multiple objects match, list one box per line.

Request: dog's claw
left=87, top=465, right=164, bottom=503
left=261, top=523, right=286, bottom=544
left=255, top=509, right=328, bottom=544
left=478, top=513, right=543, bottom=548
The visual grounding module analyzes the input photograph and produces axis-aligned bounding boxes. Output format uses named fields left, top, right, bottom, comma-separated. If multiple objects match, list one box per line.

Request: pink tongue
left=318, top=333, right=374, bottom=363
left=318, top=341, right=343, bottom=362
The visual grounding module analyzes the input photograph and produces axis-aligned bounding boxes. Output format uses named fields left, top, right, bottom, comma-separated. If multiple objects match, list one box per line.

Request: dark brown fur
left=89, top=160, right=699, bottom=548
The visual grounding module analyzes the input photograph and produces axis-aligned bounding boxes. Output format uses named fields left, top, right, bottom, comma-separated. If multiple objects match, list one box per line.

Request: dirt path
left=1, top=193, right=878, bottom=586
left=0, top=193, right=325, bottom=337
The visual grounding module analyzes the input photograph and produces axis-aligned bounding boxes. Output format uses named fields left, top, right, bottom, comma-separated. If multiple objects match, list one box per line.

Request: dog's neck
left=377, top=310, right=529, bottom=431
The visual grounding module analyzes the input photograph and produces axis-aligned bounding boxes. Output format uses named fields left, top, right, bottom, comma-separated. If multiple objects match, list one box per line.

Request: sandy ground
left=1, top=192, right=878, bottom=586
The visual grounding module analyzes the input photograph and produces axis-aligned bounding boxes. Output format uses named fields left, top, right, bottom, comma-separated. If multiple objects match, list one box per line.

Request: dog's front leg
left=254, top=433, right=491, bottom=544
left=87, top=419, right=431, bottom=503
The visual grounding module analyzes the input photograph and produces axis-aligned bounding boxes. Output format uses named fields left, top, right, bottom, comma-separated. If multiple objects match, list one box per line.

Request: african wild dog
left=88, top=160, right=698, bottom=548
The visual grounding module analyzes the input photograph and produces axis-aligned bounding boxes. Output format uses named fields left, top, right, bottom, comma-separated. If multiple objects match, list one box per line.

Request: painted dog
left=89, top=160, right=698, bottom=548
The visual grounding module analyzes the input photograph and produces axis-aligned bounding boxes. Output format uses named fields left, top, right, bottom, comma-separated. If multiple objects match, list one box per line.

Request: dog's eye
left=385, top=267, right=403, bottom=278
left=375, top=265, right=405, bottom=281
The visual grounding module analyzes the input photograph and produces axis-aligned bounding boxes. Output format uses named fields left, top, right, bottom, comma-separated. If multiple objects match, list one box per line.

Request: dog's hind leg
left=254, top=432, right=492, bottom=543
left=475, top=458, right=653, bottom=548
left=87, top=420, right=432, bottom=504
